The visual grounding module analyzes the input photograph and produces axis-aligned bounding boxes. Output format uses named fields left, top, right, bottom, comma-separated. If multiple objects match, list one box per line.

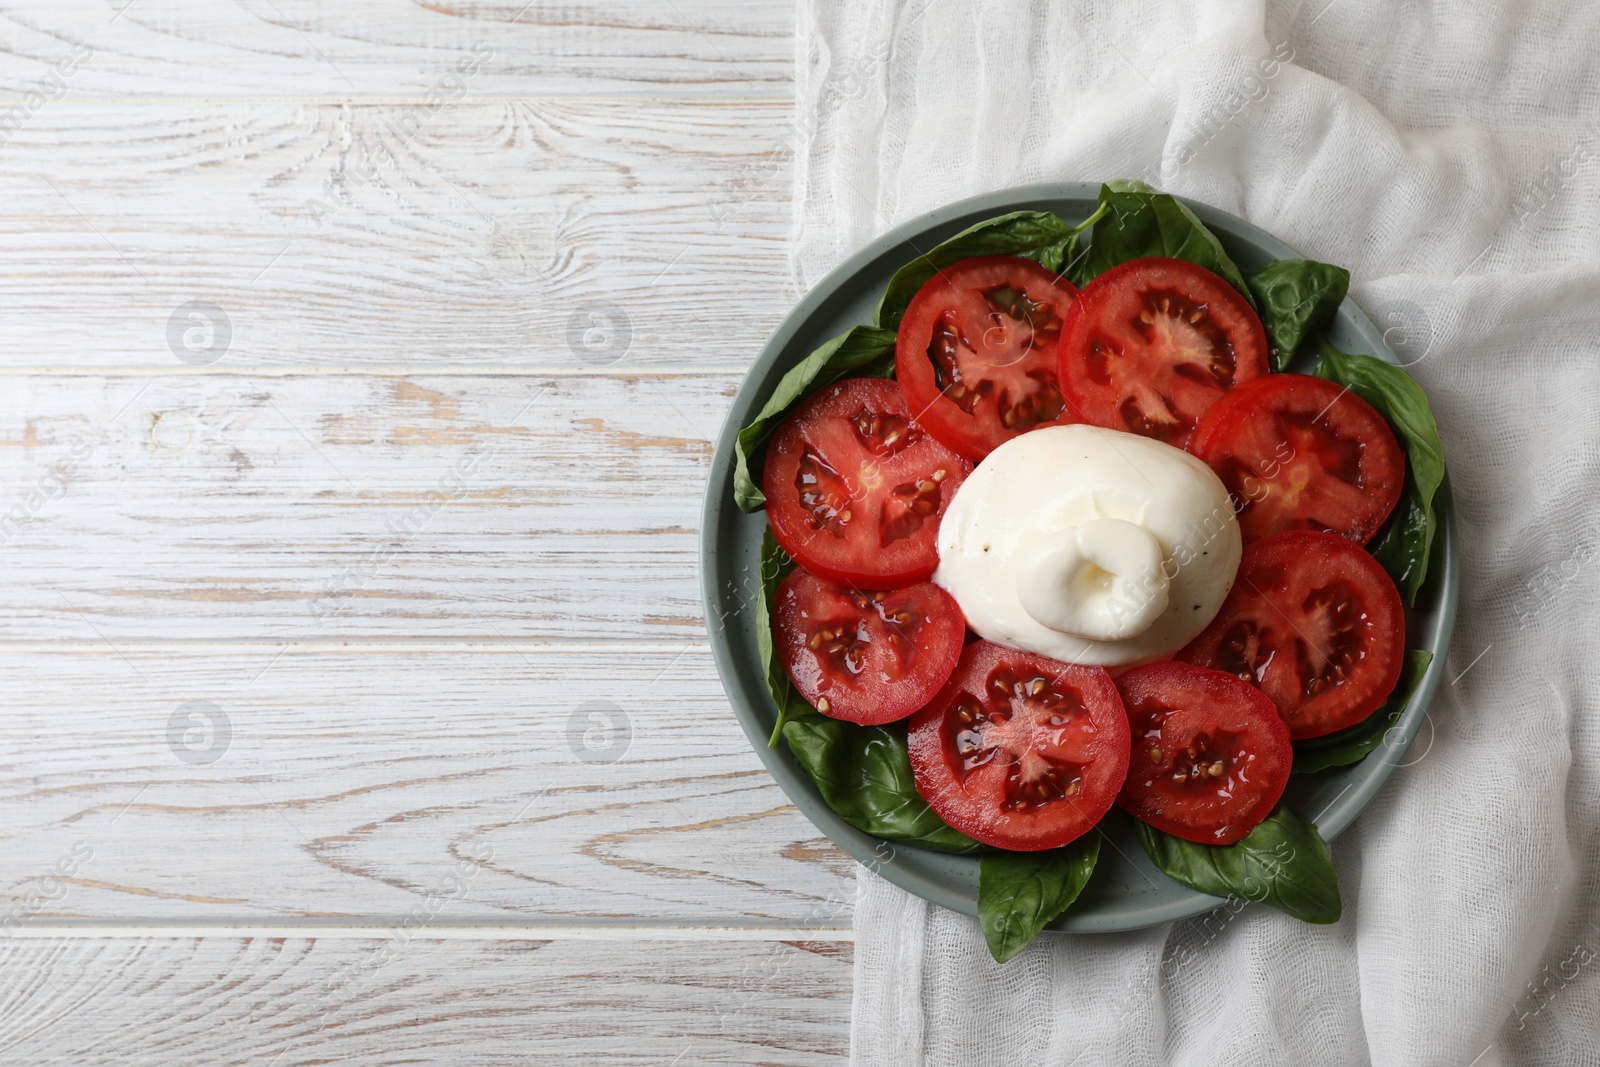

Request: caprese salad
left=732, top=181, right=1444, bottom=963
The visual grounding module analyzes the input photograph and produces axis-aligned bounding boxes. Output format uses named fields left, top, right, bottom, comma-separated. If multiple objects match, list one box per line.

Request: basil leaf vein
left=1079, top=180, right=1254, bottom=304
left=1134, top=806, right=1341, bottom=924
left=977, top=834, right=1100, bottom=963
left=732, top=325, right=897, bottom=513
left=781, top=704, right=985, bottom=853
left=756, top=532, right=979, bottom=852
left=874, top=208, right=1104, bottom=331
left=1312, top=340, right=1446, bottom=603
left=1246, top=259, right=1351, bottom=371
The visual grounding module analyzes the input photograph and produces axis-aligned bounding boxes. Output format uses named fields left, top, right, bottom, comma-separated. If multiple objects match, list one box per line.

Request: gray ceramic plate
left=700, top=183, right=1458, bottom=933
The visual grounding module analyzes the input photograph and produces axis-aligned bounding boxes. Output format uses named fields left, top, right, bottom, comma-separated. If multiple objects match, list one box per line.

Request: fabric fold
left=791, top=1, right=1600, bottom=1063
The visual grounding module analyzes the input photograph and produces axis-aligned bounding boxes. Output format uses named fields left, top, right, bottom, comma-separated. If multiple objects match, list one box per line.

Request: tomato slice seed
left=775, top=568, right=966, bottom=726
left=1059, top=257, right=1269, bottom=450
left=896, top=256, right=1081, bottom=461
left=764, top=376, right=971, bottom=587
left=908, top=642, right=1129, bottom=850
left=1115, top=661, right=1291, bottom=845
left=1179, top=530, right=1405, bottom=740
left=1190, top=373, right=1404, bottom=546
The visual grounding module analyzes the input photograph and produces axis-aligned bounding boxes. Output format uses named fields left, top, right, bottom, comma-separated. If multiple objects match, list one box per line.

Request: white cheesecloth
left=791, top=2, right=1600, bottom=1063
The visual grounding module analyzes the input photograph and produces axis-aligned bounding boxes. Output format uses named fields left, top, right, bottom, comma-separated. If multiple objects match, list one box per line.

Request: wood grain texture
left=0, top=0, right=854, bottom=1042
left=0, top=372, right=733, bottom=640
left=0, top=647, right=856, bottom=924
left=0, top=99, right=795, bottom=370
left=0, top=937, right=850, bottom=1065
left=0, top=0, right=793, bottom=98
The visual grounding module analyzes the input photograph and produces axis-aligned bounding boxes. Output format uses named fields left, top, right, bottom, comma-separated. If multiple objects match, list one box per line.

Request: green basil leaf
left=1246, top=259, right=1351, bottom=371
left=756, top=529, right=803, bottom=747
left=759, top=533, right=979, bottom=851
left=1292, top=650, right=1433, bottom=773
left=1368, top=486, right=1436, bottom=602
left=1135, top=806, right=1341, bottom=924
left=781, top=703, right=985, bottom=854
left=977, top=834, right=1100, bottom=963
left=733, top=325, right=898, bottom=513
left=874, top=208, right=1103, bottom=331
left=758, top=525, right=976, bottom=850
left=1079, top=181, right=1254, bottom=304
left=1312, top=341, right=1446, bottom=603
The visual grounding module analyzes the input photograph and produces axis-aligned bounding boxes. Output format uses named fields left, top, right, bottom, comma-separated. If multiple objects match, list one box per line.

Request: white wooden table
left=0, top=3, right=856, bottom=1062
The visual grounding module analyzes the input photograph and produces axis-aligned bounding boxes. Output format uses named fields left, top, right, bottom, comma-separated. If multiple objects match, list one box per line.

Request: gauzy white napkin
left=792, top=1, right=1600, bottom=1063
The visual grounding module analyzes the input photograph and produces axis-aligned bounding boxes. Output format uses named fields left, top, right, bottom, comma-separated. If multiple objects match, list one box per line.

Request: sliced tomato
left=1179, top=531, right=1405, bottom=740
left=907, top=641, right=1130, bottom=850
left=895, top=255, right=1080, bottom=461
left=1191, top=373, right=1404, bottom=545
left=1115, top=661, right=1291, bottom=845
left=763, top=377, right=972, bottom=587
left=1057, top=256, right=1269, bottom=449
left=775, top=569, right=965, bottom=726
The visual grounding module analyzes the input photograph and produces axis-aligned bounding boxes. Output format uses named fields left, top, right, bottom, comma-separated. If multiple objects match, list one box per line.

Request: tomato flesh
left=1191, top=373, right=1404, bottom=545
left=1179, top=530, right=1405, bottom=740
left=763, top=377, right=972, bottom=587
left=907, top=641, right=1130, bottom=850
left=775, top=568, right=965, bottom=726
left=1115, top=661, right=1291, bottom=845
left=895, top=256, right=1080, bottom=461
left=1058, top=256, right=1269, bottom=449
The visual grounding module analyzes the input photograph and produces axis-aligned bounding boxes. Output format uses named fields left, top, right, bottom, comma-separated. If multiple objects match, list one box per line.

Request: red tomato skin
left=762, top=377, right=972, bottom=588
left=907, top=642, right=1130, bottom=851
left=1115, top=661, right=1291, bottom=845
left=1178, top=530, right=1406, bottom=740
left=775, top=569, right=965, bottom=726
left=1057, top=256, right=1270, bottom=450
left=1189, top=373, right=1405, bottom=546
left=1187, top=383, right=1244, bottom=457
left=895, top=256, right=1081, bottom=462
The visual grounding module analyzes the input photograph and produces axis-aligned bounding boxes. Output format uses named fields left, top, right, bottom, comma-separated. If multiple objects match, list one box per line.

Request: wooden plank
left=0, top=99, right=794, bottom=369
left=0, top=938, right=849, bottom=1065
left=0, top=0, right=792, bottom=98
left=0, top=0, right=834, bottom=1044
left=0, top=647, right=855, bottom=924
left=0, top=372, right=734, bottom=640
